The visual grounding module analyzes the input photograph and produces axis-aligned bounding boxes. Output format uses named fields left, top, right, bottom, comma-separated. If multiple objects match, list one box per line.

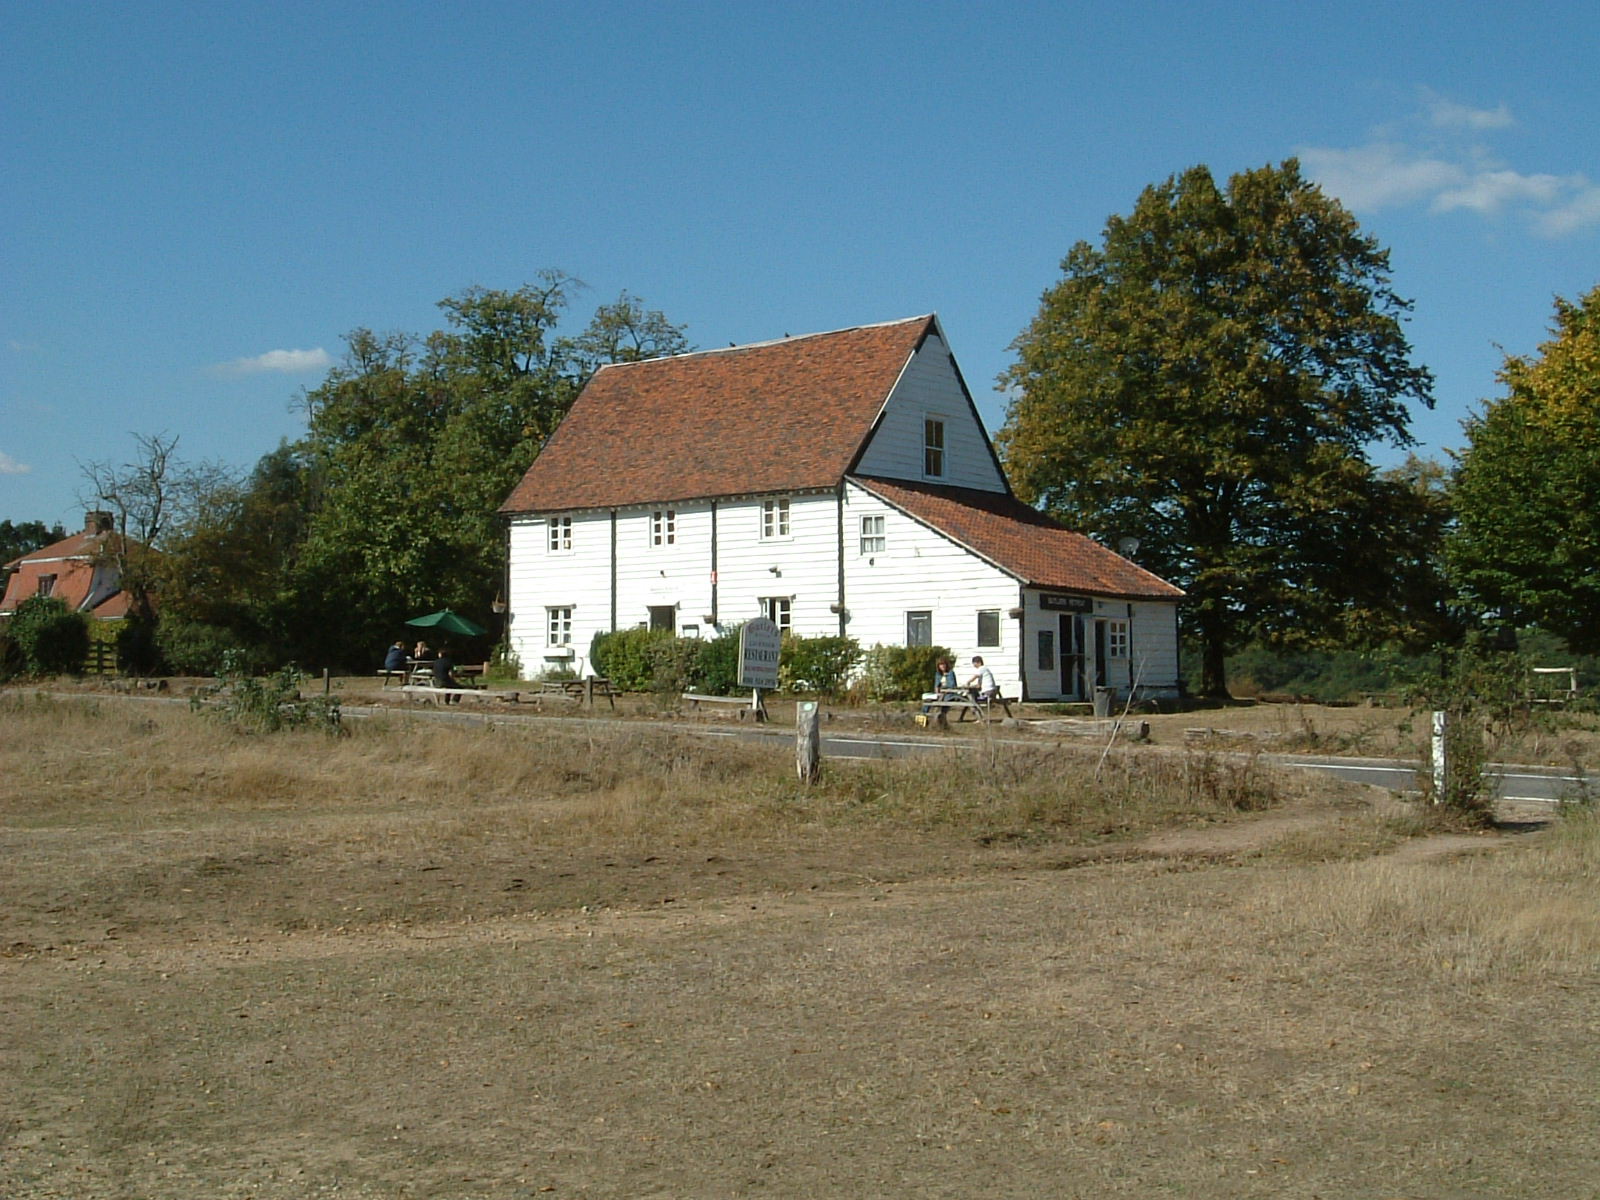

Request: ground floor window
left=648, top=605, right=676, bottom=631
left=1037, top=629, right=1055, bottom=671
left=905, top=610, right=932, bottom=646
left=547, top=606, right=573, bottom=645
left=1106, top=619, right=1129, bottom=659
left=760, top=596, right=792, bottom=634
left=976, top=609, right=1000, bottom=648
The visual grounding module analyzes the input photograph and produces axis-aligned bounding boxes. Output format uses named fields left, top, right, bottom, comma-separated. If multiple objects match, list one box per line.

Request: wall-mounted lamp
left=1008, top=606, right=1025, bottom=619
left=768, top=565, right=782, bottom=575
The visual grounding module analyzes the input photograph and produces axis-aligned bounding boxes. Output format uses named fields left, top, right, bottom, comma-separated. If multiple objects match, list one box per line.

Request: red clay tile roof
left=1, top=529, right=137, bottom=616
left=854, top=476, right=1185, bottom=601
left=500, top=316, right=936, bottom=514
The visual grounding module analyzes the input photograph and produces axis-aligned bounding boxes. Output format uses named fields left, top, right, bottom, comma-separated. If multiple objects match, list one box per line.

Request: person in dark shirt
left=383, top=641, right=407, bottom=672
left=432, top=645, right=464, bottom=703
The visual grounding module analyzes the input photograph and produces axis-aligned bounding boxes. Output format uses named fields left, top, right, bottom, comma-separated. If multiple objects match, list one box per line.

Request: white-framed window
left=651, top=509, right=675, bottom=546
left=760, top=596, right=792, bottom=634
left=1107, top=619, right=1130, bottom=659
left=923, top=418, right=945, bottom=478
left=548, top=516, right=572, bottom=552
left=859, top=513, right=885, bottom=555
left=547, top=606, right=573, bottom=645
left=761, top=497, right=791, bottom=539
left=37, top=574, right=57, bottom=598
left=905, top=610, right=932, bottom=647
left=977, top=609, right=1001, bottom=648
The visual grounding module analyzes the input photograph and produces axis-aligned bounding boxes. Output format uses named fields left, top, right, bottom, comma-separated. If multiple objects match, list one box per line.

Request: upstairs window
left=548, top=517, right=572, bottom=552
left=651, top=509, right=676, bottom=546
left=923, top=418, right=945, bottom=477
left=859, top=514, right=885, bottom=555
left=37, top=574, right=57, bottom=598
left=761, top=497, right=791, bottom=539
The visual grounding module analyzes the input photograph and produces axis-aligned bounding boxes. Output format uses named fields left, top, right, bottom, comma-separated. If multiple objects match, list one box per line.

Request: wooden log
left=796, top=701, right=820, bottom=784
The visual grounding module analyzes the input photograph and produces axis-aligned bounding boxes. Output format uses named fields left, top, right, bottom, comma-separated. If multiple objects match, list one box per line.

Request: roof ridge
left=592, top=314, right=935, bottom=373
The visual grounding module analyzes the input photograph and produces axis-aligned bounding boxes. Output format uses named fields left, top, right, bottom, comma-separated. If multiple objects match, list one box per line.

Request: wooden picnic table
left=921, top=693, right=1014, bottom=728
left=536, top=676, right=616, bottom=709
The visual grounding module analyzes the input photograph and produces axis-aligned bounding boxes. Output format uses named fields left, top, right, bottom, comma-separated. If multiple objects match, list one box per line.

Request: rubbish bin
left=1093, top=686, right=1114, bottom=718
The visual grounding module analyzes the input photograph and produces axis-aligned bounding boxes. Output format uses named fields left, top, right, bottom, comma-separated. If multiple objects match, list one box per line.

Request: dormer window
left=37, top=574, right=57, bottom=598
left=923, top=418, right=945, bottom=477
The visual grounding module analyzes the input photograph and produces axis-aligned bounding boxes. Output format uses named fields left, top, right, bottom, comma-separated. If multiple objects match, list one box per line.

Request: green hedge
left=8, top=595, right=90, bottom=676
left=859, top=643, right=953, bottom=701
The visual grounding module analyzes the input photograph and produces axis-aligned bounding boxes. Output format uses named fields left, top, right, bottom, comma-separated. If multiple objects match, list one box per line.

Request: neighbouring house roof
left=500, top=315, right=938, bottom=514
left=854, top=476, right=1185, bottom=601
left=0, top=525, right=138, bottom=618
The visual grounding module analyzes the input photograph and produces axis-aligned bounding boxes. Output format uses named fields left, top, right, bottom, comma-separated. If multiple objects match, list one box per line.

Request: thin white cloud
left=0, top=451, right=32, bottom=475
left=1434, top=169, right=1567, bottom=214
left=1300, top=93, right=1600, bottom=238
left=215, top=347, right=333, bottom=376
left=1424, top=93, right=1514, bottom=131
left=1536, top=183, right=1600, bottom=237
left=1298, top=143, right=1463, bottom=210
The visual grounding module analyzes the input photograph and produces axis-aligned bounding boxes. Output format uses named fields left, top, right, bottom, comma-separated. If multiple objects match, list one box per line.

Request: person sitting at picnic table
left=966, top=655, right=999, bottom=704
left=383, top=641, right=407, bottom=673
left=411, top=640, right=432, bottom=662
left=431, top=645, right=467, bottom=702
left=921, top=657, right=961, bottom=714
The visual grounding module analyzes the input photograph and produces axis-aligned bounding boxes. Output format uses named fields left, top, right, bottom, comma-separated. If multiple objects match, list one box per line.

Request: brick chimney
left=85, top=510, right=113, bottom=535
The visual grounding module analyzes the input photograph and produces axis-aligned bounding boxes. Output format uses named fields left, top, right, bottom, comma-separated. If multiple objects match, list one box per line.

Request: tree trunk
left=1197, top=617, right=1230, bottom=698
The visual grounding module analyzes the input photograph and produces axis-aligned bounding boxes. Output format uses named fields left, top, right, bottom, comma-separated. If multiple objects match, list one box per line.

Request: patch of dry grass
left=6, top=692, right=1600, bottom=1197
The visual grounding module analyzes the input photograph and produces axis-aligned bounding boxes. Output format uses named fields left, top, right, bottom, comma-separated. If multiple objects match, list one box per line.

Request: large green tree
left=1000, top=160, right=1436, bottom=695
left=1448, top=285, right=1600, bottom=652
left=285, top=276, right=690, bottom=666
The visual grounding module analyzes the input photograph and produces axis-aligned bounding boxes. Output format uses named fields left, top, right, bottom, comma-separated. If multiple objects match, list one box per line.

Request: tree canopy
left=1447, top=285, right=1600, bottom=652
left=999, top=160, right=1436, bottom=695
left=156, top=277, right=689, bottom=671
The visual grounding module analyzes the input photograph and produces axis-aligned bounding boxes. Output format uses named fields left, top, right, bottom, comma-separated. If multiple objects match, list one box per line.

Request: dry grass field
left=3, top=691, right=1599, bottom=1198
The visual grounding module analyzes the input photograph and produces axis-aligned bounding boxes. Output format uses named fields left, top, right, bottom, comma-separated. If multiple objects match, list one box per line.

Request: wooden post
left=1431, top=710, right=1448, bottom=803
left=751, top=687, right=764, bottom=723
left=323, top=667, right=331, bottom=695
left=796, top=701, right=820, bottom=784
left=585, top=675, right=595, bottom=708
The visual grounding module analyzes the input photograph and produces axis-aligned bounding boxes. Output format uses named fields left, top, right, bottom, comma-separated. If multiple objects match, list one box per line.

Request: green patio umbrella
left=404, top=608, right=488, bottom=637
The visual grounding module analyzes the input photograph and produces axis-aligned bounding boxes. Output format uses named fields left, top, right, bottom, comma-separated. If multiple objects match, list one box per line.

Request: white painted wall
left=841, top=483, right=1022, bottom=693
left=509, top=484, right=1181, bottom=700
left=853, top=332, right=1006, bottom=492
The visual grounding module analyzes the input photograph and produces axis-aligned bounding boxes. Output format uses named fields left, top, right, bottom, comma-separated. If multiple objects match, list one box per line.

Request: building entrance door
left=1059, top=615, right=1087, bottom=699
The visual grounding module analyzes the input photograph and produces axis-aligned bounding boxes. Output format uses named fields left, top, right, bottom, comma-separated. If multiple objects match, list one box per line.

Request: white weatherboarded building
left=499, top=315, right=1184, bottom=701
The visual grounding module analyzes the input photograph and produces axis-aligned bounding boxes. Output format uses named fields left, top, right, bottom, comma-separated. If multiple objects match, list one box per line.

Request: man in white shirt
left=966, top=655, right=998, bottom=703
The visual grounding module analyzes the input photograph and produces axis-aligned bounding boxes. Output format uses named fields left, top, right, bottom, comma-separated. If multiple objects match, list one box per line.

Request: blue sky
left=4, top=0, right=1597, bottom=529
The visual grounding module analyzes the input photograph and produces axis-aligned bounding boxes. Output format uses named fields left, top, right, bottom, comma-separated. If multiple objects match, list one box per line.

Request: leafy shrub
left=193, top=651, right=342, bottom=735
left=0, top=625, right=22, bottom=680
left=695, top=625, right=744, bottom=695
left=8, top=595, right=90, bottom=676
left=779, top=634, right=862, bottom=696
left=116, top=613, right=162, bottom=675
left=591, top=627, right=675, bottom=692
left=648, top=636, right=703, bottom=699
left=156, top=616, right=266, bottom=676
left=486, top=639, right=523, bottom=683
left=858, top=643, right=953, bottom=701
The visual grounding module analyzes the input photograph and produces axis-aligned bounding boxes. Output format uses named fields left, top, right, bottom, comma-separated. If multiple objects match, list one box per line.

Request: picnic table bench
left=399, top=684, right=520, bottom=705
left=920, top=694, right=1014, bottom=728
left=534, top=676, right=616, bottom=709
left=682, top=692, right=769, bottom=722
